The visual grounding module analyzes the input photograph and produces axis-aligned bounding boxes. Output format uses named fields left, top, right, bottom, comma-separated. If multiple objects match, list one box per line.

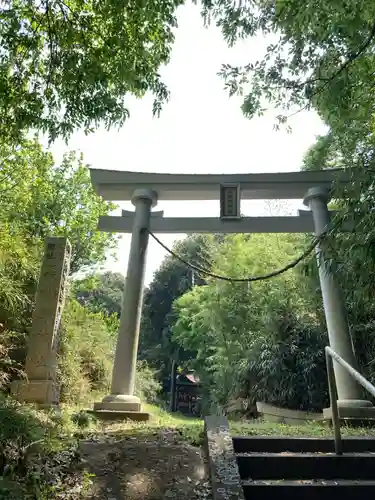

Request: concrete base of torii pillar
left=304, top=187, right=375, bottom=422
left=93, top=189, right=157, bottom=422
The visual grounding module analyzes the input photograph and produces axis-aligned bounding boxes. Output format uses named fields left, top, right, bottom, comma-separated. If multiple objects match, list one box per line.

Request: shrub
left=243, top=324, right=329, bottom=412
left=58, top=298, right=161, bottom=404
left=0, top=330, right=25, bottom=391
left=135, top=360, right=161, bottom=403
left=0, top=396, right=51, bottom=499
left=58, top=298, right=114, bottom=402
left=0, top=396, right=47, bottom=448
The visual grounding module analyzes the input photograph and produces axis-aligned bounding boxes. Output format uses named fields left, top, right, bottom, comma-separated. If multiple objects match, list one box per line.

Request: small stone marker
left=11, top=237, right=71, bottom=405
left=204, top=416, right=245, bottom=500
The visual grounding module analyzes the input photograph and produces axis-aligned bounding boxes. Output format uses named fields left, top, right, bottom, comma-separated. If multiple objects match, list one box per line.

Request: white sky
left=47, top=3, right=326, bottom=285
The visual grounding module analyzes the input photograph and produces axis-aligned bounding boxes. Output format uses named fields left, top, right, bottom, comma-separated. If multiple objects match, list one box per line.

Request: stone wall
left=256, top=401, right=325, bottom=425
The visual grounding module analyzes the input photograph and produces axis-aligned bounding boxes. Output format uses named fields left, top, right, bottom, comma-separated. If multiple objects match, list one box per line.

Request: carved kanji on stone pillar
left=11, top=237, right=71, bottom=406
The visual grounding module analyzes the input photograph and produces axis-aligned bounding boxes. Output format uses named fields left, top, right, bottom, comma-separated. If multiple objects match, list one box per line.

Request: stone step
left=242, top=481, right=375, bottom=500
left=205, top=416, right=375, bottom=500
left=232, top=436, right=375, bottom=453
left=236, top=452, right=375, bottom=480
left=87, top=409, right=150, bottom=422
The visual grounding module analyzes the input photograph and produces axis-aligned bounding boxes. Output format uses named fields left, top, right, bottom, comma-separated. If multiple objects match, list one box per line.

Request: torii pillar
left=304, top=187, right=375, bottom=418
left=93, top=189, right=157, bottom=420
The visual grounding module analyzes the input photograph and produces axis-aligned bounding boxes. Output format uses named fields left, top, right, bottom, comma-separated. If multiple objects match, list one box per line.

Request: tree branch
left=307, top=19, right=375, bottom=95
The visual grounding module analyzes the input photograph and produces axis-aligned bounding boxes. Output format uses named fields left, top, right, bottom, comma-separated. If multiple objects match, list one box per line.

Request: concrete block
left=89, top=409, right=151, bottom=422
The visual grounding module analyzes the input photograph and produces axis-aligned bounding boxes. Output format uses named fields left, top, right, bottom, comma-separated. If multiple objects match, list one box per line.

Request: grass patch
left=57, top=400, right=375, bottom=445
left=81, top=403, right=375, bottom=447
left=230, top=419, right=375, bottom=437
left=140, top=406, right=375, bottom=442
left=144, top=403, right=204, bottom=445
left=67, top=402, right=375, bottom=446
left=81, top=403, right=205, bottom=446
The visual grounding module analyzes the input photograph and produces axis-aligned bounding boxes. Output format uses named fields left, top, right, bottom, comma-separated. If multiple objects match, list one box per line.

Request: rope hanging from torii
left=145, top=223, right=338, bottom=283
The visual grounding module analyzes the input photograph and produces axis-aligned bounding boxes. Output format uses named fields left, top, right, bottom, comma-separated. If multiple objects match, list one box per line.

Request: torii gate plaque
left=90, top=168, right=374, bottom=420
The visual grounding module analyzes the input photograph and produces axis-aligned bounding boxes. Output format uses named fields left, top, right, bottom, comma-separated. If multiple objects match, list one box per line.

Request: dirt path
left=79, top=428, right=212, bottom=500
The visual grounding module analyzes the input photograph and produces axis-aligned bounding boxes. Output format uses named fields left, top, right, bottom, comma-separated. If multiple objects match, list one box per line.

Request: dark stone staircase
left=234, top=436, right=375, bottom=499
left=204, top=417, right=375, bottom=500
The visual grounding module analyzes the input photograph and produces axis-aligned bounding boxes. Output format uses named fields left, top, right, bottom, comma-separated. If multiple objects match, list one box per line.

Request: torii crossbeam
left=91, top=168, right=352, bottom=234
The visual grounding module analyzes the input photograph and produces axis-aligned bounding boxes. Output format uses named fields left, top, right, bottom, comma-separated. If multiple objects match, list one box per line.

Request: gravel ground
left=79, top=428, right=212, bottom=500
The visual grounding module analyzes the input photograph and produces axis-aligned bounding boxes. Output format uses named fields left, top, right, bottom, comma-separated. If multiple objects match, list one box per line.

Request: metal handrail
left=325, top=345, right=375, bottom=455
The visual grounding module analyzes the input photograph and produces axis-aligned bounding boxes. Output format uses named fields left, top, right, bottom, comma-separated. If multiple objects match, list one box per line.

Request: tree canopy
left=204, top=0, right=375, bottom=323
left=74, top=270, right=124, bottom=317
left=170, top=232, right=329, bottom=412
left=139, top=234, right=217, bottom=379
left=0, top=0, right=183, bottom=142
left=0, top=135, right=116, bottom=333
left=3, top=1, right=373, bottom=148
left=0, top=136, right=117, bottom=273
left=207, top=1, right=375, bottom=136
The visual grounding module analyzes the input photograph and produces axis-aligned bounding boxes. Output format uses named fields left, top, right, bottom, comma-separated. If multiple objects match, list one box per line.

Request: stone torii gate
left=90, top=168, right=374, bottom=420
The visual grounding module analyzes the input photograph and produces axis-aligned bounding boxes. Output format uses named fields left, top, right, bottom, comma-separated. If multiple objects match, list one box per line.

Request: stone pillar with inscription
left=11, top=237, right=71, bottom=406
